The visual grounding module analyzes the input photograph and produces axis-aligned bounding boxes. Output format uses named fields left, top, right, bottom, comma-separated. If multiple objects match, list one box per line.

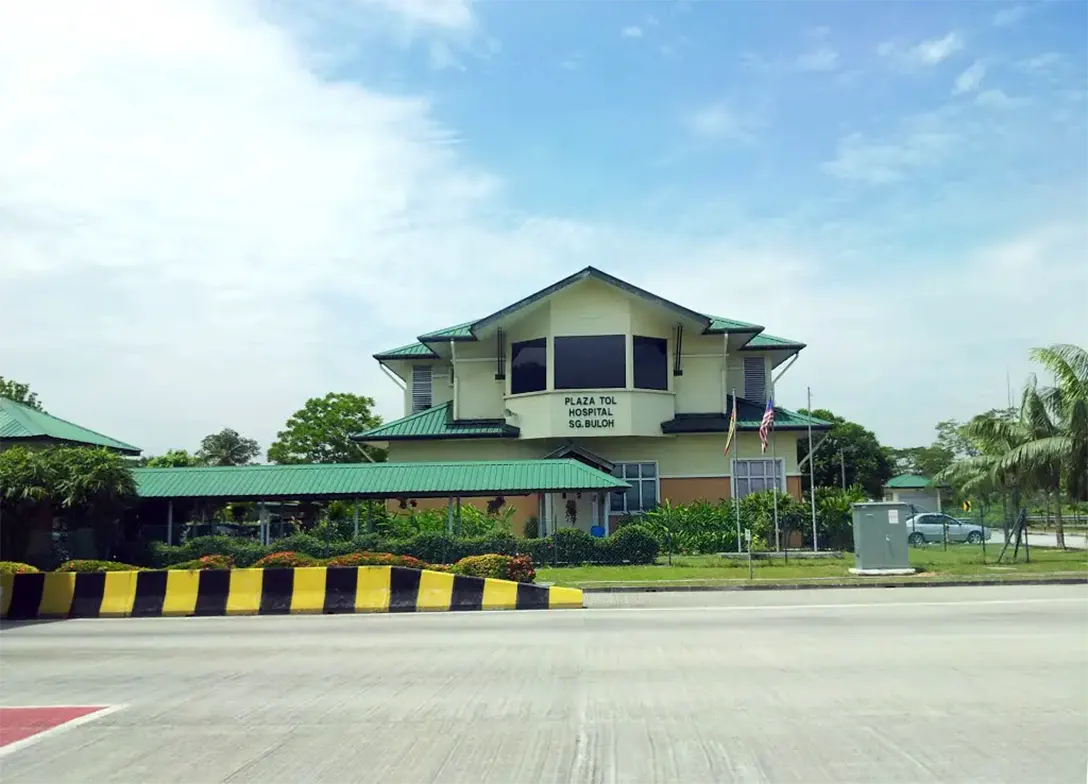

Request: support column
left=353, top=499, right=360, bottom=538
left=543, top=493, right=553, bottom=536
left=166, top=500, right=174, bottom=546
left=447, top=497, right=455, bottom=535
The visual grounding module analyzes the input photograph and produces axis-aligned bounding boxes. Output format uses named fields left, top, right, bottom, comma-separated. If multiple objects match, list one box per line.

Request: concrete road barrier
left=0, top=566, right=583, bottom=620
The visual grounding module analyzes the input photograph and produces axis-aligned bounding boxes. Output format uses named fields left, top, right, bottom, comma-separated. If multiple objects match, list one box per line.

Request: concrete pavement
left=1, top=585, right=1086, bottom=783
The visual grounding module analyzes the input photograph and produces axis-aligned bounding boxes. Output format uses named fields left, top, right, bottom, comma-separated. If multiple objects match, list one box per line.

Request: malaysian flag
left=759, top=397, right=775, bottom=453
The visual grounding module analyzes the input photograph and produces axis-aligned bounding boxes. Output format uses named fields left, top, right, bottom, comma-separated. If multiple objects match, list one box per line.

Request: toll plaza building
left=355, top=267, right=831, bottom=535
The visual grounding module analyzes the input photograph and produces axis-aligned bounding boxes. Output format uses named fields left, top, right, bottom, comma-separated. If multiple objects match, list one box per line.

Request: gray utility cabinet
left=852, top=502, right=911, bottom=571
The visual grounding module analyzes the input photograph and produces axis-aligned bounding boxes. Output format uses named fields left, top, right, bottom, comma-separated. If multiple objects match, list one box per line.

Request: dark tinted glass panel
left=633, top=336, right=667, bottom=390
left=510, top=338, right=547, bottom=394
left=554, top=335, right=625, bottom=390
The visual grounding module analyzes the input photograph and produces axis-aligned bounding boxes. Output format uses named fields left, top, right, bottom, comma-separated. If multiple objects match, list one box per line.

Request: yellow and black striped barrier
left=0, top=566, right=583, bottom=620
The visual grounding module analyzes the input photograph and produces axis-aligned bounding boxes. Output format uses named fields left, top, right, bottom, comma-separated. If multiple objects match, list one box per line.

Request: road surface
left=2, top=585, right=1086, bottom=783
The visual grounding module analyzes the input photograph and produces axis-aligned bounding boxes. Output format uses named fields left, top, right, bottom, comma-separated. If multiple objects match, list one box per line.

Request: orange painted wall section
left=658, top=477, right=731, bottom=505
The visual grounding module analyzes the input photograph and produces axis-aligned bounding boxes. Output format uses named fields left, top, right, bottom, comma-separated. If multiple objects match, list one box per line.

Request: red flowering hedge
left=451, top=554, right=535, bottom=583
left=252, top=551, right=319, bottom=568
left=0, top=561, right=40, bottom=575
left=172, top=554, right=234, bottom=570
left=325, top=552, right=428, bottom=569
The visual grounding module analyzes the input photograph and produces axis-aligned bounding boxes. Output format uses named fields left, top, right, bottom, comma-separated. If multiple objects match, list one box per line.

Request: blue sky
left=0, top=0, right=1085, bottom=456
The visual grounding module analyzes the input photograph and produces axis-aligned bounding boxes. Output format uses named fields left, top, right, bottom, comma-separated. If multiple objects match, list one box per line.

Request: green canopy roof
left=354, top=402, right=519, bottom=442
left=0, top=398, right=140, bottom=455
left=132, top=459, right=627, bottom=500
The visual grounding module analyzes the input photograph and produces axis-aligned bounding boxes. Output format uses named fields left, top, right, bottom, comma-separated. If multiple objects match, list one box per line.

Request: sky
left=1, top=0, right=1086, bottom=457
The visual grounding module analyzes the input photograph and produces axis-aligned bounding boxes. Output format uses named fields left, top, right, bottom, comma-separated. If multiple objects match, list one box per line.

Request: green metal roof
left=885, top=474, right=934, bottom=489
left=133, top=459, right=627, bottom=500
left=372, top=341, right=438, bottom=360
left=418, top=320, right=476, bottom=342
left=353, top=402, right=520, bottom=442
left=704, top=314, right=764, bottom=334
left=0, top=398, right=141, bottom=454
left=741, top=332, right=806, bottom=350
left=373, top=268, right=805, bottom=360
left=661, top=397, right=833, bottom=434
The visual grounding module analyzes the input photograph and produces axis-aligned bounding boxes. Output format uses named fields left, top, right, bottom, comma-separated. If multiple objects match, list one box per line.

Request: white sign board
left=888, top=509, right=900, bottom=524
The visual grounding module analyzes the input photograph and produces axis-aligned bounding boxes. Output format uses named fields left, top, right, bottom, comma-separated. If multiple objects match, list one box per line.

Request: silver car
left=905, top=513, right=991, bottom=545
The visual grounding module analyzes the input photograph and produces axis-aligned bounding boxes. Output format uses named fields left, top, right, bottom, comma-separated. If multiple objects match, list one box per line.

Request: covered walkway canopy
left=132, top=459, right=628, bottom=501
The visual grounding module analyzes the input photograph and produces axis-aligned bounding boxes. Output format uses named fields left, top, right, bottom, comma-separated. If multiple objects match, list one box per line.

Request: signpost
left=745, top=528, right=753, bottom=581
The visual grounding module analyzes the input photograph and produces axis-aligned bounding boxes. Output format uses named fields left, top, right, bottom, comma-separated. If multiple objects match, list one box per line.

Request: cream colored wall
left=549, top=278, right=631, bottom=336
left=676, top=357, right=722, bottom=413
left=455, top=359, right=504, bottom=419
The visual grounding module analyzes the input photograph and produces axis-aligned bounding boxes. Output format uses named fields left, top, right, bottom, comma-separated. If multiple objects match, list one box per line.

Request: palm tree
left=941, top=344, right=1088, bottom=548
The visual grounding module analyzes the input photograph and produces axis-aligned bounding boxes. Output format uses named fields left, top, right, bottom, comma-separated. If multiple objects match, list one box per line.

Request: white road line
left=0, top=704, right=127, bottom=759
left=586, top=597, right=1088, bottom=614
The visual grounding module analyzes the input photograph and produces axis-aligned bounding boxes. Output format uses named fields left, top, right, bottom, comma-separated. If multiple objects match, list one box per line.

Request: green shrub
left=523, top=516, right=540, bottom=538
left=598, top=524, right=660, bottom=564
left=55, top=560, right=141, bottom=572
left=171, top=554, right=233, bottom=570
left=252, top=551, right=318, bottom=568
left=0, top=561, right=40, bottom=574
left=553, top=527, right=596, bottom=564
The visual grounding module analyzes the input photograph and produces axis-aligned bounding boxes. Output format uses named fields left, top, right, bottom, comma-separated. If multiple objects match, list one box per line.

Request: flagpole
left=770, top=385, right=780, bottom=551
left=732, top=389, right=741, bottom=553
left=808, top=386, right=818, bottom=552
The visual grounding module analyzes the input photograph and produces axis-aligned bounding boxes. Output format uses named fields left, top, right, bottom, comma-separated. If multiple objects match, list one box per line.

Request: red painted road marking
left=0, top=704, right=116, bottom=756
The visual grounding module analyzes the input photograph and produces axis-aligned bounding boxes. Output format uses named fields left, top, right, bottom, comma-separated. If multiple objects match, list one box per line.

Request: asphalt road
left=2, top=585, right=1086, bottom=784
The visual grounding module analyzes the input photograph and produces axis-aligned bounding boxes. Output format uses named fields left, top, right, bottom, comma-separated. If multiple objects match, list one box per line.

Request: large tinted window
left=554, top=335, right=626, bottom=390
left=510, top=338, right=547, bottom=394
left=633, top=336, right=667, bottom=390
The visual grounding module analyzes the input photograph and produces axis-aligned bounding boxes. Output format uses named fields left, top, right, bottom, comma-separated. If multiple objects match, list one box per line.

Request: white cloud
left=1017, top=52, right=1062, bottom=73
left=992, top=4, right=1027, bottom=27
left=368, top=0, right=475, bottom=30
left=681, top=103, right=752, bottom=141
left=0, top=0, right=573, bottom=454
left=647, top=224, right=1088, bottom=446
left=880, top=33, right=963, bottom=69
left=0, top=0, right=1081, bottom=458
left=975, top=88, right=1019, bottom=108
left=953, top=60, right=986, bottom=94
left=823, top=126, right=955, bottom=184
left=797, top=46, right=838, bottom=72
left=621, top=25, right=643, bottom=39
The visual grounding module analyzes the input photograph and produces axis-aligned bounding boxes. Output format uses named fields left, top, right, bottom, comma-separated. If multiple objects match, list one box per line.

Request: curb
left=0, top=567, right=584, bottom=620
left=581, top=576, right=1088, bottom=594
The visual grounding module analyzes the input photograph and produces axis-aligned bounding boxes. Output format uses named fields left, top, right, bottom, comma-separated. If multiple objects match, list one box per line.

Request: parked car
left=904, top=513, right=991, bottom=545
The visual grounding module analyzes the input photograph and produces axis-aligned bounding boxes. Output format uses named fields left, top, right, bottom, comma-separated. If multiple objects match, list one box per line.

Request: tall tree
left=796, top=409, right=892, bottom=498
left=268, top=393, right=386, bottom=464
left=0, top=377, right=44, bottom=411
left=196, top=428, right=260, bottom=466
left=143, top=449, right=204, bottom=468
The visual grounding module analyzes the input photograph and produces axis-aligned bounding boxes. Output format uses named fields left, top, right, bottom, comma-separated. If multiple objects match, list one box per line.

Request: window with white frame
left=609, top=462, right=658, bottom=514
left=732, top=458, right=783, bottom=499
left=411, top=365, right=433, bottom=413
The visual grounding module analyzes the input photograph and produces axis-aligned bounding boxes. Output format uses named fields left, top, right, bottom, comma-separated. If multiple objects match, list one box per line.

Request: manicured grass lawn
left=537, top=545, right=1088, bottom=588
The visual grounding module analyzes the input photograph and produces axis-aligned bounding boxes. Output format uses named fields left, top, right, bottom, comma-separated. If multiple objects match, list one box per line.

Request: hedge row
left=147, top=525, right=659, bottom=569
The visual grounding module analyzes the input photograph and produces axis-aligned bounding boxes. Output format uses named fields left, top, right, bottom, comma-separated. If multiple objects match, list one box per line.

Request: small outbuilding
left=882, top=474, right=947, bottom=514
